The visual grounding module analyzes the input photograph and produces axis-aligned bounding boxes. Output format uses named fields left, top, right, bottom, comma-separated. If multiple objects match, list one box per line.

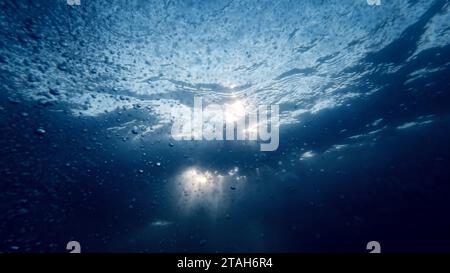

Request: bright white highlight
left=175, top=167, right=246, bottom=215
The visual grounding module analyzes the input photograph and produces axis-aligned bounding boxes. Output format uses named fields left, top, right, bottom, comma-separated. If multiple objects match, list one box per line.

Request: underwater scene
left=1, top=0, right=450, bottom=252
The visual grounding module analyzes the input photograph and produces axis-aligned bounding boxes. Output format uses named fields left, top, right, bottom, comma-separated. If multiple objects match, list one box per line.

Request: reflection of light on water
left=243, top=123, right=261, bottom=137
left=228, top=166, right=239, bottom=176
left=150, top=220, right=172, bottom=227
left=300, top=151, right=315, bottom=160
left=175, top=167, right=246, bottom=214
left=225, top=100, right=246, bottom=123
left=184, top=168, right=214, bottom=187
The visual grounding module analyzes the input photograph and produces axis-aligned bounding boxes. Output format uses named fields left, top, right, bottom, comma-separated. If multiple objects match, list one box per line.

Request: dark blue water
left=1, top=0, right=450, bottom=252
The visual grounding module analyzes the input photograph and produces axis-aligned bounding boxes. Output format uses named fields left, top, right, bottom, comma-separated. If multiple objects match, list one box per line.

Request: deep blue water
left=1, top=0, right=450, bottom=252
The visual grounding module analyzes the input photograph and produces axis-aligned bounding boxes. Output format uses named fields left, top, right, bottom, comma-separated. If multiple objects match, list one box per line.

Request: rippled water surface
left=1, top=0, right=450, bottom=252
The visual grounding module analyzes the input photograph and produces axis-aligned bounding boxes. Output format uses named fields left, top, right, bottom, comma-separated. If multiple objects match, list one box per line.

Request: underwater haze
left=1, top=0, right=450, bottom=252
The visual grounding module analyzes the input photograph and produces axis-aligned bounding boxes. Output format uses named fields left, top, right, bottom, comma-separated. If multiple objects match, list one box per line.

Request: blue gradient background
left=1, top=0, right=450, bottom=252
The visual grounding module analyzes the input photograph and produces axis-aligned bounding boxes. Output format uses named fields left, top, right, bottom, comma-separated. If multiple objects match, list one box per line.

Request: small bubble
left=35, top=128, right=46, bottom=135
left=57, top=62, right=69, bottom=72
left=49, top=88, right=60, bottom=96
left=27, top=74, right=39, bottom=82
left=18, top=208, right=29, bottom=215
